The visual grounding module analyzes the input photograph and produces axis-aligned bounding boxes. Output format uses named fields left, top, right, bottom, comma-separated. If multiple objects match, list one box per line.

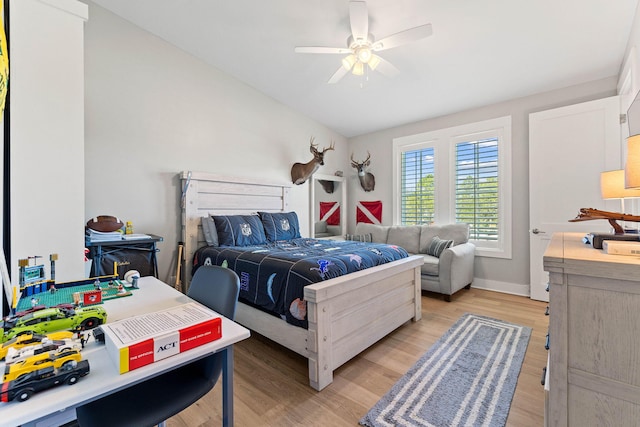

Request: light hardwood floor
left=170, top=288, right=548, bottom=426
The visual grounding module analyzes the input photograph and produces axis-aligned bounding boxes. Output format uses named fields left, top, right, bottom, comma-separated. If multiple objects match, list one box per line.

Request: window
left=393, top=117, right=512, bottom=258
left=400, top=147, right=435, bottom=225
left=455, top=138, right=499, bottom=241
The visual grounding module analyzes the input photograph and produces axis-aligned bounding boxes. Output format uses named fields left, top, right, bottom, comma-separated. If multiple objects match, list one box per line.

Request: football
left=86, top=215, right=124, bottom=232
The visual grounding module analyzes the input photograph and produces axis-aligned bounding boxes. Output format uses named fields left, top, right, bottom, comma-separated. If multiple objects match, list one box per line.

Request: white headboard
left=179, top=171, right=291, bottom=288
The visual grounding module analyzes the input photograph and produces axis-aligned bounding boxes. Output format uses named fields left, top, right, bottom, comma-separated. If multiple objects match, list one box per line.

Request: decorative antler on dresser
left=568, top=208, right=640, bottom=234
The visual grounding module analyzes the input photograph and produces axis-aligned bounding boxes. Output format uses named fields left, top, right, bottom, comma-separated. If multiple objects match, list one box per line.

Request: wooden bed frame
left=180, top=171, right=423, bottom=390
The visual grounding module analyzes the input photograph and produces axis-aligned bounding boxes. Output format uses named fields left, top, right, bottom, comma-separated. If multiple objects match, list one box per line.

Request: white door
left=529, top=96, right=620, bottom=301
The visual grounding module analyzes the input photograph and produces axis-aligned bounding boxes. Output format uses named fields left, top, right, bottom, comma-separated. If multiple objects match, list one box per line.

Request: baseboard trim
left=471, top=278, right=530, bottom=297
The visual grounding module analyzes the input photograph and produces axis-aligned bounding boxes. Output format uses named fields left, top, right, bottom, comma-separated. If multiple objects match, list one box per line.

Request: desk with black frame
left=0, top=277, right=250, bottom=427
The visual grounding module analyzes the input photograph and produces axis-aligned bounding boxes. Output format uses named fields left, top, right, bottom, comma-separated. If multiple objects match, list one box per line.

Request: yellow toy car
left=4, top=348, right=82, bottom=382
left=0, top=331, right=74, bottom=360
left=6, top=337, right=82, bottom=365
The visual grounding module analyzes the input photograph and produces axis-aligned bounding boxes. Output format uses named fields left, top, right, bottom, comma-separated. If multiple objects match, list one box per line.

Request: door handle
left=532, top=228, right=546, bottom=234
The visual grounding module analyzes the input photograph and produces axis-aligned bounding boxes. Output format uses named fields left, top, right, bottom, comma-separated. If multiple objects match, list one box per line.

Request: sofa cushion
left=355, top=223, right=390, bottom=243
left=425, top=236, right=454, bottom=257
left=420, top=223, right=469, bottom=253
left=315, top=220, right=328, bottom=234
left=387, top=225, right=421, bottom=254
left=345, top=233, right=373, bottom=242
left=420, top=254, right=439, bottom=276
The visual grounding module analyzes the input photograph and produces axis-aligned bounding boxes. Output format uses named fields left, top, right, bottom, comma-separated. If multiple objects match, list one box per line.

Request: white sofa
left=354, top=222, right=475, bottom=301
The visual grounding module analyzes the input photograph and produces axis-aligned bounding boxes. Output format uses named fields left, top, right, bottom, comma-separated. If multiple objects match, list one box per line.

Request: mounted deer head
left=351, top=151, right=376, bottom=192
left=291, top=137, right=335, bottom=185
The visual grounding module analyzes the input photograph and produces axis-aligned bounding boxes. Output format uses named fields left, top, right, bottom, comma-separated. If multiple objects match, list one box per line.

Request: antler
left=322, top=140, right=335, bottom=153
left=568, top=208, right=640, bottom=235
left=309, top=137, right=333, bottom=154
left=351, top=151, right=371, bottom=167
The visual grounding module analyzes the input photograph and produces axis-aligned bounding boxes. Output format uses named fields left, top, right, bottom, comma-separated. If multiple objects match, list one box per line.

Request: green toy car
left=0, top=306, right=107, bottom=342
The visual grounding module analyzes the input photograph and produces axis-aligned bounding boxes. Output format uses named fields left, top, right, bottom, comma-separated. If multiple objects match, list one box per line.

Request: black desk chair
left=76, top=266, right=241, bottom=427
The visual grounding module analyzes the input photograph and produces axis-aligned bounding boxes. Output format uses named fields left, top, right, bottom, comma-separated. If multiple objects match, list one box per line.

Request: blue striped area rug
left=360, top=313, right=531, bottom=427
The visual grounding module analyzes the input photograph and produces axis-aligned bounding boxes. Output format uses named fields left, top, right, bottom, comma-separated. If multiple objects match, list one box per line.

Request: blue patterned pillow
left=259, top=211, right=301, bottom=242
left=212, top=215, right=267, bottom=246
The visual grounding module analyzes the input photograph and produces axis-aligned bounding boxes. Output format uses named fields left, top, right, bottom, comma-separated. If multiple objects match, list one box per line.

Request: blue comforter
left=192, top=238, right=409, bottom=328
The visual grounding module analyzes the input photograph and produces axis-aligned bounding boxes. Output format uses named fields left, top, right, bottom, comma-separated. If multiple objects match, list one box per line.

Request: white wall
left=83, top=2, right=349, bottom=282
left=348, top=78, right=618, bottom=294
left=10, top=0, right=87, bottom=283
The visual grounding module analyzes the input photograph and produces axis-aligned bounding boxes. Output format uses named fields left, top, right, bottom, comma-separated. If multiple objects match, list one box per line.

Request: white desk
left=0, top=277, right=250, bottom=427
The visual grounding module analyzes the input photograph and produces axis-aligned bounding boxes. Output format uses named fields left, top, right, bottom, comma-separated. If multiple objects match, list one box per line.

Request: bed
left=180, top=171, right=424, bottom=390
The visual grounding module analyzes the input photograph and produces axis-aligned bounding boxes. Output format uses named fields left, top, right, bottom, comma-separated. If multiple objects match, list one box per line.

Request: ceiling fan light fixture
left=293, top=1, right=433, bottom=84
left=356, top=47, right=372, bottom=63
left=352, top=61, right=364, bottom=76
left=368, top=54, right=381, bottom=70
left=341, top=54, right=357, bottom=71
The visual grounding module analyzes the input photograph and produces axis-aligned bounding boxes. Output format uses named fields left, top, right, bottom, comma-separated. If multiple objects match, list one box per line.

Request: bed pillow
left=213, top=214, right=267, bottom=246
left=259, top=211, right=301, bottom=241
left=425, top=236, right=454, bottom=257
left=201, top=216, right=219, bottom=246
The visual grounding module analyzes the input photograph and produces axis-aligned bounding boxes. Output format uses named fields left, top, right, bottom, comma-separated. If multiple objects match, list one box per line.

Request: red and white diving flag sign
left=356, top=201, right=382, bottom=224
left=319, top=201, right=340, bottom=225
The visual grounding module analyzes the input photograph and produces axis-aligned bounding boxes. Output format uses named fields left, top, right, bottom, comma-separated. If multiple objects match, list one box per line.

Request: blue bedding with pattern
left=192, top=238, right=409, bottom=328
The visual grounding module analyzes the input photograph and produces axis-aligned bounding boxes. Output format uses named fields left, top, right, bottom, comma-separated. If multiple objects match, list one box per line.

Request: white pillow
left=201, top=216, right=219, bottom=246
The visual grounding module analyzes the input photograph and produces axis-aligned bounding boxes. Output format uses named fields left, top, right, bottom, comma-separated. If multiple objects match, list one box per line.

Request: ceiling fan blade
left=375, top=57, right=400, bottom=78
left=295, top=46, right=351, bottom=54
left=349, top=1, right=369, bottom=42
left=372, top=24, right=433, bottom=51
left=328, top=66, right=349, bottom=84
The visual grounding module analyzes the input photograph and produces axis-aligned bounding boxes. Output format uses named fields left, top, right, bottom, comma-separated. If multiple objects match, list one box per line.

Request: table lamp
left=601, top=169, right=640, bottom=212
left=601, top=169, right=640, bottom=235
left=625, top=135, right=640, bottom=189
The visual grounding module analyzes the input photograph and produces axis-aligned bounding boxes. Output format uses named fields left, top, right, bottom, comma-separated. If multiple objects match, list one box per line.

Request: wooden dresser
left=543, top=232, right=640, bottom=426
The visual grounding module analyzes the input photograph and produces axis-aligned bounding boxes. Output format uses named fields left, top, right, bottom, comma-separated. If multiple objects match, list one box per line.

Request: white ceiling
left=90, top=0, right=638, bottom=137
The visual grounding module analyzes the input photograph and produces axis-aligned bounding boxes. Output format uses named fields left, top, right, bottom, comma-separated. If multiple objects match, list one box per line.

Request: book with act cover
left=102, top=302, right=222, bottom=374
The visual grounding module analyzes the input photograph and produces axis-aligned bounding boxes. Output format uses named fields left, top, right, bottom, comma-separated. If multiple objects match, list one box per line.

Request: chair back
left=188, top=266, right=240, bottom=320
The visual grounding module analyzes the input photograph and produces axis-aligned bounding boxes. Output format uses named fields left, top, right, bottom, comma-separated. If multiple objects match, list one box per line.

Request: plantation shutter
left=455, top=138, right=499, bottom=241
left=401, top=148, right=435, bottom=225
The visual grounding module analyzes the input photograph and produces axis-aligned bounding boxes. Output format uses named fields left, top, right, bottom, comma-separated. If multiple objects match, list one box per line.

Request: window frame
left=392, top=116, right=512, bottom=259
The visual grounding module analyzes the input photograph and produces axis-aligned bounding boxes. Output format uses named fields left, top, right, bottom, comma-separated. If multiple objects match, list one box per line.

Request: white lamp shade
left=341, top=54, right=356, bottom=71
left=601, top=169, right=640, bottom=198
left=625, top=135, right=640, bottom=188
left=352, top=61, right=364, bottom=76
left=368, top=54, right=381, bottom=71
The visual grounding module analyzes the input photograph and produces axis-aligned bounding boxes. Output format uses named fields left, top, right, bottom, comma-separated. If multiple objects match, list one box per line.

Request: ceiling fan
left=294, top=1, right=433, bottom=84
